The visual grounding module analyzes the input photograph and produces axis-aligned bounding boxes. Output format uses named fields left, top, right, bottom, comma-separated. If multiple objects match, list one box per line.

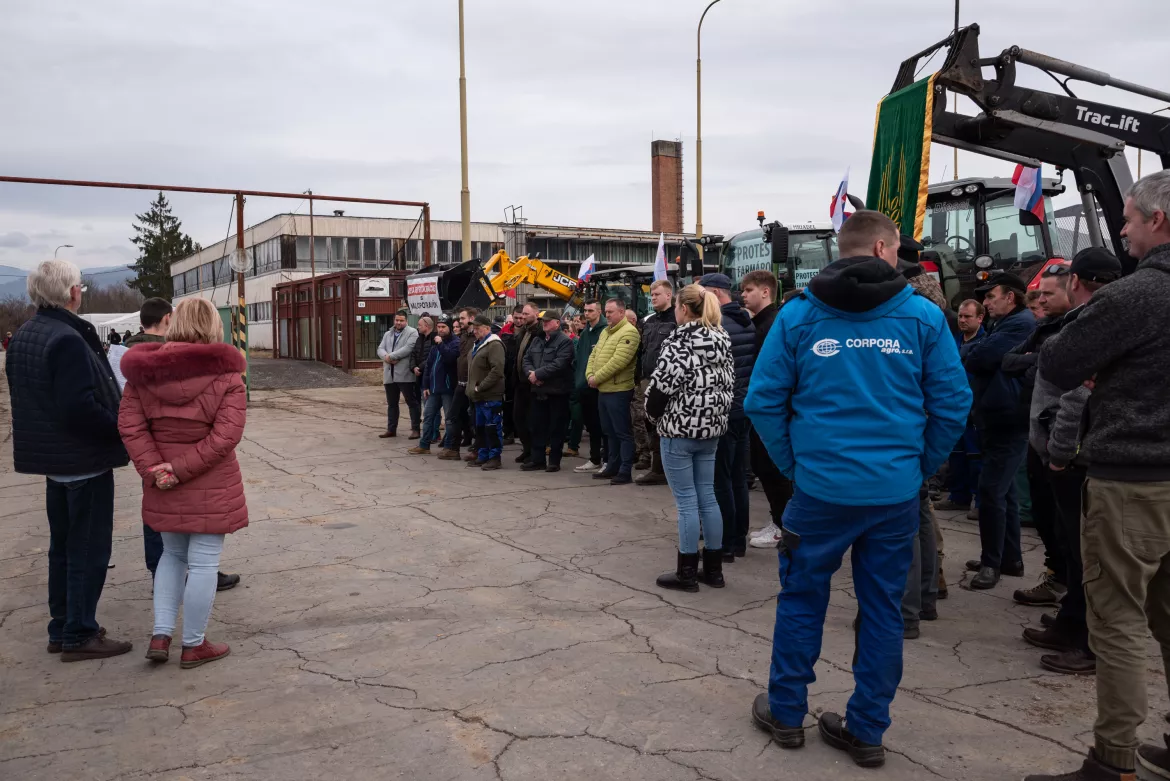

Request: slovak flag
left=1013, top=164, right=1046, bottom=222
left=577, top=254, right=596, bottom=282
left=653, top=233, right=667, bottom=282
left=830, top=169, right=850, bottom=233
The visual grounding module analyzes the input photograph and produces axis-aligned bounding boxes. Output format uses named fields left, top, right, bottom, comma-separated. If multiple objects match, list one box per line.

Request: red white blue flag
left=653, top=234, right=667, bottom=282
left=1012, top=164, right=1046, bottom=222
left=830, top=169, right=850, bottom=233
left=577, top=254, right=596, bottom=282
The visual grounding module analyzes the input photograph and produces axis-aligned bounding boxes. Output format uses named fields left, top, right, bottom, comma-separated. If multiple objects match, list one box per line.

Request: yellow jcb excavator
left=405, top=250, right=583, bottom=314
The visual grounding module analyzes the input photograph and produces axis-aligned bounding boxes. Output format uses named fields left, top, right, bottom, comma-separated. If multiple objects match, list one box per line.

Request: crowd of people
left=6, top=170, right=1170, bottom=780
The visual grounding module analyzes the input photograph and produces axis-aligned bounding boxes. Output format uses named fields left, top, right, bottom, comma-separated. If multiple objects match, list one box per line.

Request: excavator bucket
left=405, top=260, right=496, bottom=314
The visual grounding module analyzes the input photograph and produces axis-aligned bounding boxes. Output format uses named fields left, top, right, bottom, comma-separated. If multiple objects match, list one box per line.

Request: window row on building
left=246, top=301, right=272, bottom=323
left=173, top=237, right=503, bottom=296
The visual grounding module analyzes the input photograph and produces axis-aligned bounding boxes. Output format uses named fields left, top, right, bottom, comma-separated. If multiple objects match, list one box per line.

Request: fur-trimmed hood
left=120, top=341, right=245, bottom=404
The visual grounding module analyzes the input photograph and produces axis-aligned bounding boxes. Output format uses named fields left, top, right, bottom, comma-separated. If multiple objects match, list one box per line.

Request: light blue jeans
left=660, top=437, right=722, bottom=554
left=153, top=532, right=225, bottom=647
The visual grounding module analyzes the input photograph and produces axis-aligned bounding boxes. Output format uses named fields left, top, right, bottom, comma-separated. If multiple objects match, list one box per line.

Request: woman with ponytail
left=644, top=285, right=735, bottom=592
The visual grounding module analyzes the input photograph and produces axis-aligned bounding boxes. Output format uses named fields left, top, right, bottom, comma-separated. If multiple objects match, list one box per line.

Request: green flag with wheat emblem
left=866, top=74, right=936, bottom=239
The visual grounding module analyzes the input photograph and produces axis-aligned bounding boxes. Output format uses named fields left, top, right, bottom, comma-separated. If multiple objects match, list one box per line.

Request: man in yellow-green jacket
left=586, top=297, right=642, bottom=484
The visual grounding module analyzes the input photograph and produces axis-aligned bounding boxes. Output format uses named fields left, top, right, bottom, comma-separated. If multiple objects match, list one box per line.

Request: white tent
left=79, top=312, right=141, bottom=342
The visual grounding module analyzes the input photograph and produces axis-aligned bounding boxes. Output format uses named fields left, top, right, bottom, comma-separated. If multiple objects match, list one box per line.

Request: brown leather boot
left=60, top=632, right=132, bottom=662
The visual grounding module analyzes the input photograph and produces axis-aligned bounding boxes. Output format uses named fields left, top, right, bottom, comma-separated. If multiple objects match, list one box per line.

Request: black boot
left=698, top=548, right=725, bottom=588
left=656, top=551, right=699, bottom=592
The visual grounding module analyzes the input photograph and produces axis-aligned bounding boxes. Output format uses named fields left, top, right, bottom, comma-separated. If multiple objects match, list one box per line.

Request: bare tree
left=78, top=279, right=145, bottom=315
left=0, top=296, right=35, bottom=338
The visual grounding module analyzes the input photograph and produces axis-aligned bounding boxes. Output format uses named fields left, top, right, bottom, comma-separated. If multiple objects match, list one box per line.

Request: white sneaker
left=574, top=461, right=599, bottom=473
left=749, top=522, right=782, bottom=548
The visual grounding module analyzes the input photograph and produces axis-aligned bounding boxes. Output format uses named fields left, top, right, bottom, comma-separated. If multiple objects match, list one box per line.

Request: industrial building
left=172, top=215, right=692, bottom=351
left=170, top=139, right=696, bottom=354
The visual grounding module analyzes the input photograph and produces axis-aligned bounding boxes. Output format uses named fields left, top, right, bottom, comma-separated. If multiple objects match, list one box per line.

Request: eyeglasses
left=1041, top=264, right=1070, bottom=277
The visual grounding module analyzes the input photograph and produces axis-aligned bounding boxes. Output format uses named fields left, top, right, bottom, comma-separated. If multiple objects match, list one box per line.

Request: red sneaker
left=145, top=634, right=171, bottom=662
left=180, top=639, right=231, bottom=669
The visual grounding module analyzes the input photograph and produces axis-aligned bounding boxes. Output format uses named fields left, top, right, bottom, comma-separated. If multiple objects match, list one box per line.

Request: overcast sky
left=1, top=0, right=1166, bottom=273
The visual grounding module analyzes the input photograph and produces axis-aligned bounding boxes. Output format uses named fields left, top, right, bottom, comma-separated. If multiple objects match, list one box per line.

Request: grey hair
left=27, top=259, right=81, bottom=308
left=1128, top=170, right=1170, bottom=219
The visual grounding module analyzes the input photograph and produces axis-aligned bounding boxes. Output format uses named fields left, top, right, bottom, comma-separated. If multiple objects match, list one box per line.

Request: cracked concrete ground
left=3, top=382, right=1169, bottom=781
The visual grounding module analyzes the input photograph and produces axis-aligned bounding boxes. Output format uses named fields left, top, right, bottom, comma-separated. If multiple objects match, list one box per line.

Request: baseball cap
left=541, top=308, right=562, bottom=322
left=472, top=314, right=493, bottom=328
left=1069, top=247, right=1123, bottom=283
left=698, top=273, right=732, bottom=290
left=974, top=271, right=1027, bottom=296
left=898, top=234, right=923, bottom=264
left=435, top=313, right=453, bottom=326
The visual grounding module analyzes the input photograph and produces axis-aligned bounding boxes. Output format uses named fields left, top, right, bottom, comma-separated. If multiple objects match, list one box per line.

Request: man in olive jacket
left=467, top=314, right=506, bottom=470
left=586, top=298, right=641, bottom=484
left=522, top=309, right=575, bottom=472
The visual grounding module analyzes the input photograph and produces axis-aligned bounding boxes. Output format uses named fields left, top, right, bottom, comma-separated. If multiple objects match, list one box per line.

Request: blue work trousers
left=474, top=401, right=504, bottom=461
left=768, top=488, right=918, bottom=746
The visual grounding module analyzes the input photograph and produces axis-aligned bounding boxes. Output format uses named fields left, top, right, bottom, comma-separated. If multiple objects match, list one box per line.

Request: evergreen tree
left=128, top=192, right=200, bottom=300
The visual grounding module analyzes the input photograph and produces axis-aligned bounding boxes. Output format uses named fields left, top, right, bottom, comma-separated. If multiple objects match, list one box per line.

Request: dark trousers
left=902, top=493, right=939, bottom=626
left=447, top=385, right=470, bottom=449
left=579, top=387, right=604, bottom=464
left=385, top=381, right=421, bottom=433
left=597, top=390, right=634, bottom=476
left=1052, top=466, right=1091, bottom=653
left=1028, top=446, right=1066, bottom=584
left=977, top=427, right=1028, bottom=571
left=529, top=395, right=571, bottom=468
left=567, top=389, right=583, bottom=450
left=474, top=401, right=504, bottom=460
left=750, top=427, right=793, bottom=525
left=514, top=383, right=532, bottom=455
left=45, top=471, right=115, bottom=648
left=144, top=523, right=163, bottom=574
left=715, top=418, right=751, bottom=555
left=770, top=489, right=918, bottom=747
left=946, top=425, right=981, bottom=506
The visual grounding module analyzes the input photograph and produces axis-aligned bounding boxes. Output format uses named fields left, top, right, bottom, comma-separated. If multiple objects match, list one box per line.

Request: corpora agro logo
left=811, top=337, right=914, bottom=357
left=812, top=339, right=841, bottom=357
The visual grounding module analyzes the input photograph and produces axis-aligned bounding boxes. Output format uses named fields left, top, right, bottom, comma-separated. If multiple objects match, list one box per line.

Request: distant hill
left=0, top=264, right=136, bottom=301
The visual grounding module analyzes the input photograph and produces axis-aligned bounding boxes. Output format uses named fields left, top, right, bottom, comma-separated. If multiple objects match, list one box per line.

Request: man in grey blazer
left=377, top=309, right=420, bottom=438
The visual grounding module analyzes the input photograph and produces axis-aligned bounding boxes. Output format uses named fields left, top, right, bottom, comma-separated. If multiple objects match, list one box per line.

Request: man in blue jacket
left=745, top=211, right=970, bottom=768
left=962, top=272, right=1036, bottom=589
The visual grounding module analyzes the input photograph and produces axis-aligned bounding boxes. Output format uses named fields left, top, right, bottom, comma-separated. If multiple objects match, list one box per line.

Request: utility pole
left=307, top=190, right=318, bottom=360
left=696, top=0, right=723, bottom=259
left=458, top=0, right=472, bottom=261
left=234, top=194, right=249, bottom=392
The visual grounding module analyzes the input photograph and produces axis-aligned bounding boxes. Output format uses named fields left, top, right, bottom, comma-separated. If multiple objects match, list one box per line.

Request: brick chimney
left=651, top=140, right=683, bottom=234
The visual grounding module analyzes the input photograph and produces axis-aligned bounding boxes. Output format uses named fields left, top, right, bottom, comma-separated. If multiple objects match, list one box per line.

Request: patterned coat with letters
left=644, top=321, right=734, bottom=440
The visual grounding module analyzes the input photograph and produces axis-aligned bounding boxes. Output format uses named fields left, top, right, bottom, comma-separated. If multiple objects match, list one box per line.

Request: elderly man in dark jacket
left=521, top=309, right=575, bottom=472
left=962, top=272, right=1036, bottom=590
left=700, top=273, right=757, bottom=559
left=6, top=259, right=133, bottom=661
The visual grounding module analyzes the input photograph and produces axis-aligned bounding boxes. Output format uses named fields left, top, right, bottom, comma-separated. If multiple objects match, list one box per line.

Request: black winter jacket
left=1001, top=314, right=1065, bottom=419
left=639, top=307, right=677, bottom=379
left=522, top=329, right=575, bottom=397
left=7, top=307, right=130, bottom=475
left=1041, top=244, right=1170, bottom=481
left=963, top=306, right=1036, bottom=430
left=750, top=303, right=778, bottom=355
left=720, top=302, right=757, bottom=420
left=411, top=327, right=435, bottom=377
